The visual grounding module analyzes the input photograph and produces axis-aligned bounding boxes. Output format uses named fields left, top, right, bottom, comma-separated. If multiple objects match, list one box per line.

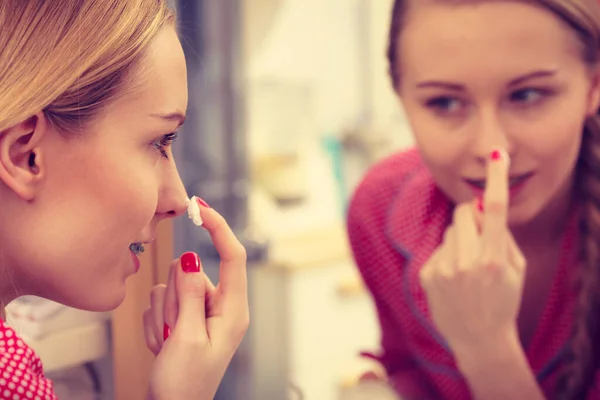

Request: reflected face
left=395, top=1, right=600, bottom=226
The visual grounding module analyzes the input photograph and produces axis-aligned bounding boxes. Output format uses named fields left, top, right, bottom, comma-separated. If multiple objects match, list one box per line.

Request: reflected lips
left=464, top=172, right=534, bottom=200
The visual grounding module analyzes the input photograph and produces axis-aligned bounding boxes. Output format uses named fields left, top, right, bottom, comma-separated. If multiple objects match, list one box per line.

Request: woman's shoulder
left=0, top=320, right=57, bottom=400
left=346, top=147, right=442, bottom=273
left=347, top=146, right=450, bottom=279
left=347, top=147, right=429, bottom=226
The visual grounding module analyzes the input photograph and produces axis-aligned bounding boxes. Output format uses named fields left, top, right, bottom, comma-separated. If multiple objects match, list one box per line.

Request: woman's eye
left=152, top=131, right=179, bottom=159
left=425, top=97, right=462, bottom=114
left=510, top=88, right=545, bottom=104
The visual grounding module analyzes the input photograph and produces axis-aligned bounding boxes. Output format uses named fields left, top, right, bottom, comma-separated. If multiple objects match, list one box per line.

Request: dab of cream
left=187, top=196, right=204, bottom=226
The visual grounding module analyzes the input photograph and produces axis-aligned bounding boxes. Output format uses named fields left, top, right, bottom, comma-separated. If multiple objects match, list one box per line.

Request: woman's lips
left=463, top=171, right=535, bottom=199
left=129, top=250, right=140, bottom=272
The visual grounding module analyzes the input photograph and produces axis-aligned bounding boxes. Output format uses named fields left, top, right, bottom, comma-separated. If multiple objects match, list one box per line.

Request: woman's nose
left=156, top=166, right=189, bottom=218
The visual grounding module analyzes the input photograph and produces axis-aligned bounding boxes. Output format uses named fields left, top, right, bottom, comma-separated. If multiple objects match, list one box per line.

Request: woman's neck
left=511, top=176, right=576, bottom=252
left=0, top=253, right=23, bottom=315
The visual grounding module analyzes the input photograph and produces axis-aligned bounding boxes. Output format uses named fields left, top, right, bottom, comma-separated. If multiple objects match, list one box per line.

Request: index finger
left=453, top=203, right=479, bottom=270
left=482, top=149, right=510, bottom=248
left=197, top=203, right=248, bottom=315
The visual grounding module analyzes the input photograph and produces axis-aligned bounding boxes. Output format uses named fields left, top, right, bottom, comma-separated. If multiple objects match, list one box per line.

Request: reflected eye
left=152, top=131, right=179, bottom=159
left=510, top=88, right=545, bottom=104
left=425, top=97, right=462, bottom=114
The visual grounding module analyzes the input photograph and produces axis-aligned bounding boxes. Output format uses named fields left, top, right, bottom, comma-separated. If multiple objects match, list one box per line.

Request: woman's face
left=0, top=26, right=189, bottom=311
left=396, top=1, right=600, bottom=226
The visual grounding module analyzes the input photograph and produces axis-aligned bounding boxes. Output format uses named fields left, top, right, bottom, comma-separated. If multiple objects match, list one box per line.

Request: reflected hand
left=419, top=150, right=526, bottom=355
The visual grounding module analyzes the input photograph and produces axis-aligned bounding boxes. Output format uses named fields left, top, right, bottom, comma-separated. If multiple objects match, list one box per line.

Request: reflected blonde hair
left=0, top=0, right=175, bottom=134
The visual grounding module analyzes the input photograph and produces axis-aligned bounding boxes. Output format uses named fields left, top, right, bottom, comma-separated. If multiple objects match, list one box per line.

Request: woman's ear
left=0, top=112, right=47, bottom=200
left=587, top=65, right=600, bottom=116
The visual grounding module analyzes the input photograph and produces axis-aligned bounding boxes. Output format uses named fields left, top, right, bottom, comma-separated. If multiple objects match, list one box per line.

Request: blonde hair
left=0, top=0, right=175, bottom=135
left=387, top=1, right=600, bottom=398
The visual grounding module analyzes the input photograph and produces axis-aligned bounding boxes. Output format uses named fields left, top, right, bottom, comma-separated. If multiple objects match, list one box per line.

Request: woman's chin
left=90, top=293, right=127, bottom=312
left=507, top=199, right=545, bottom=230
left=88, top=285, right=127, bottom=312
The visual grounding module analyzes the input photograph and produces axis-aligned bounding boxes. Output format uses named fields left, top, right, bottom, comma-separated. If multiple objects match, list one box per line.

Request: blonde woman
left=0, top=2, right=249, bottom=399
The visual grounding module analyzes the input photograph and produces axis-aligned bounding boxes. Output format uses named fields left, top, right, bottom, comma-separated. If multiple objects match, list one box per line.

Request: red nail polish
left=476, top=197, right=484, bottom=212
left=163, top=324, right=170, bottom=341
left=196, top=197, right=210, bottom=208
left=181, top=252, right=201, bottom=273
left=490, top=150, right=502, bottom=161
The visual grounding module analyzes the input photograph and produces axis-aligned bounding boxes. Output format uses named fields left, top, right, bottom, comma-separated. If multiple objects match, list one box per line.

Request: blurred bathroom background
left=5, top=0, right=416, bottom=399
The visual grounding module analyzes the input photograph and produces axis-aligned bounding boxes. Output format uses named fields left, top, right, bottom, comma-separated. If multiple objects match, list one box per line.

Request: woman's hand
left=143, top=205, right=249, bottom=400
left=419, top=149, right=526, bottom=357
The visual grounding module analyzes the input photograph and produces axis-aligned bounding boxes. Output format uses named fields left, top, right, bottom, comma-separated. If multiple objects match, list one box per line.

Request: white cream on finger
left=187, top=196, right=204, bottom=227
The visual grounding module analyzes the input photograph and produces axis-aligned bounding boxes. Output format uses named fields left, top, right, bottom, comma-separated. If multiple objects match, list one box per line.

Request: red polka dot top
left=347, top=147, right=600, bottom=399
left=0, top=319, right=57, bottom=400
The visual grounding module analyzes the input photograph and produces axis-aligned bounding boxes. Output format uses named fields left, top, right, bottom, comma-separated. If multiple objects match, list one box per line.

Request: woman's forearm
left=453, top=332, right=546, bottom=400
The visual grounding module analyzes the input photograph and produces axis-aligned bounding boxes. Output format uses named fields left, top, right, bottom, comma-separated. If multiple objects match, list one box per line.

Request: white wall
left=245, top=0, right=411, bottom=133
left=247, top=0, right=363, bottom=134
left=244, top=0, right=415, bottom=232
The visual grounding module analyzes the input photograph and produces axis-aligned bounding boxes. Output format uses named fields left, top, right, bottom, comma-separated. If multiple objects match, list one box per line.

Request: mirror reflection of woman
left=348, top=1, right=600, bottom=399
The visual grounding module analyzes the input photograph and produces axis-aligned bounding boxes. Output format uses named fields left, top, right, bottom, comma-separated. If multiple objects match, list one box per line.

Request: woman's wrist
left=450, top=330, right=545, bottom=400
left=452, top=328, right=524, bottom=378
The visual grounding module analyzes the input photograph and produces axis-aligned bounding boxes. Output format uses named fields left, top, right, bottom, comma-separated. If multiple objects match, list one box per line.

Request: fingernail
left=181, top=252, right=201, bottom=273
left=476, top=197, right=484, bottom=212
left=490, top=150, right=502, bottom=161
left=196, top=197, right=210, bottom=208
left=163, top=324, right=170, bottom=341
